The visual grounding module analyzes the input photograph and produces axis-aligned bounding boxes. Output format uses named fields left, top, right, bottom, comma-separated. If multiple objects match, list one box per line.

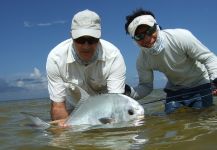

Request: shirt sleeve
left=46, top=54, right=67, bottom=102
left=183, top=30, right=217, bottom=80
left=107, top=50, right=126, bottom=94
left=131, top=51, right=153, bottom=100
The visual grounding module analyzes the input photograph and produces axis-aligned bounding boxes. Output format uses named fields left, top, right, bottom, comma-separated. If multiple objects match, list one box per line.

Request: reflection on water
left=49, top=127, right=148, bottom=150
left=0, top=91, right=217, bottom=150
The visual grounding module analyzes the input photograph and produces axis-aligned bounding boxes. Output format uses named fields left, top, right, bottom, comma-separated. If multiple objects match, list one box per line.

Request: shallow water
left=1, top=90, right=217, bottom=150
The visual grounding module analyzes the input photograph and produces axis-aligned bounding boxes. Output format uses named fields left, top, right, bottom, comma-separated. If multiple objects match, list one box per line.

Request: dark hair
left=125, top=8, right=156, bottom=35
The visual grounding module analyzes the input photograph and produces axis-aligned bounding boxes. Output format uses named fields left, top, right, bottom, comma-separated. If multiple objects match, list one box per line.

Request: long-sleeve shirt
left=46, top=39, right=126, bottom=104
left=132, top=29, right=217, bottom=100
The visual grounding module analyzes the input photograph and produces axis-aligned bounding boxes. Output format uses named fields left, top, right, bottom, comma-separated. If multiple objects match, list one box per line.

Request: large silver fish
left=65, top=94, right=144, bottom=126
left=22, top=84, right=144, bottom=130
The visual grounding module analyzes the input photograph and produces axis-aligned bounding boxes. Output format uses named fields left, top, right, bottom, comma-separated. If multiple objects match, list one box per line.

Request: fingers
left=212, top=89, right=217, bottom=96
left=49, top=119, right=70, bottom=128
left=58, top=121, right=69, bottom=128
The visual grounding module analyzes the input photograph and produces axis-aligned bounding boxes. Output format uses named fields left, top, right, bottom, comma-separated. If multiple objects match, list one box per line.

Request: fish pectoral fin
left=98, top=117, right=113, bottom=124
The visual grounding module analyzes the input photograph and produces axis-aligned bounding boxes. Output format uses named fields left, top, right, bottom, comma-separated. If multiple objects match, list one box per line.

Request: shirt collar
left=67, top=40, right=75, bottom=63
left=96, top=41, right=106, bottom=62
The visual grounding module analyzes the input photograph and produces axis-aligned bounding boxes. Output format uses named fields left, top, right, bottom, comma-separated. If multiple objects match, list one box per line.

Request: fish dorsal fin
left=68, top=83, right=90, bottom=113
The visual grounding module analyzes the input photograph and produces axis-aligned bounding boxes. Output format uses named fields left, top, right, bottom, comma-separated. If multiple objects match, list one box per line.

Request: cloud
left=24, top=20, right=67, bottom=28
left=30, top=67, right=41, bottom=79
left=15, top=67, right=47, bottom=90
left=24, top=21, right=33, bottom=27
left=0, top=67, right=48, bottom=101
left=0, top=79, right=27, bottom=93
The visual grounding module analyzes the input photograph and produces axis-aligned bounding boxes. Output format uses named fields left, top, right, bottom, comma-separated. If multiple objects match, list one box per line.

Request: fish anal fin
left=99, top=117, right=113, bottom=124
left=21, top=112, right=51, bottom=129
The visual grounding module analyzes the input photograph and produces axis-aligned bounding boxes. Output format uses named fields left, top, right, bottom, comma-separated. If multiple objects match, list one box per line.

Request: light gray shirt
left=131, top=29, right=217, bottom=100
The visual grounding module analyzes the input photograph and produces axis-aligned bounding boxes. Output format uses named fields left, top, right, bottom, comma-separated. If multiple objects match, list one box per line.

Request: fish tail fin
left=21, top=112, right=51, bottom=129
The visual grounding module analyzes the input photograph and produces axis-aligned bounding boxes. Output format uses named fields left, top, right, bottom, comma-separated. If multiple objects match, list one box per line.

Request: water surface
left=0, top=90, right=217, bottom=150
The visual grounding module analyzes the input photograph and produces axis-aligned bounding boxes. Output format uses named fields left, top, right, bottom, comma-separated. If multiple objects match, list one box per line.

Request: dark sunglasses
left=74, top=37, right=99, bottom=45
left=133, top=24, right=157, bottom=41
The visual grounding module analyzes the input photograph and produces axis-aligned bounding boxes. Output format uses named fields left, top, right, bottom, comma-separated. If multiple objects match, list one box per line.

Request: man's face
left=73, top=36, right=99, bottom=61
left=134, top=25, right=157, bottom=48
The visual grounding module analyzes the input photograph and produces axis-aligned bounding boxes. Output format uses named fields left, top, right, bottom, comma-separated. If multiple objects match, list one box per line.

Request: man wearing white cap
left=46, top=9, right=126, bottom=125
left=124, top=9, right=217, bottom=113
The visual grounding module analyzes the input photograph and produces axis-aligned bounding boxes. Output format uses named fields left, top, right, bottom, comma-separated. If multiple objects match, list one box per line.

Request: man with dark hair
left=124, top=8, right=217, bottom=113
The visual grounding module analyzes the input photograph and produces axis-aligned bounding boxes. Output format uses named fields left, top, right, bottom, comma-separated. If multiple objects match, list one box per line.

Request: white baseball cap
left=71, top=9, right=101, bottom=39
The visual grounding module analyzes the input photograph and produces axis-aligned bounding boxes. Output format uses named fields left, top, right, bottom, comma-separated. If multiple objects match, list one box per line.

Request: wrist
left=212, top=78, right=217, bottom=85
left=124, top=84, right=131, bottom=96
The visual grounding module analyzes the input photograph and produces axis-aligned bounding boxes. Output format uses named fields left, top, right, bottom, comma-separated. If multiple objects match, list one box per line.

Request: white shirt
left=132, top=29, right=217, bottom=99
left=46, top=39, right=126, bottom=104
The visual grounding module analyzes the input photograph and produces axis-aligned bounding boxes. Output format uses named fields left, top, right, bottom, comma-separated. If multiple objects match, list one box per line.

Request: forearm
left=50, top=101, right=69, bottom=121
left=204, top=55, right=217, bottom=80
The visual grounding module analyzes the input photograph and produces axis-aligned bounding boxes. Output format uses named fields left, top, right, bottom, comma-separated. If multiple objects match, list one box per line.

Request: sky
left=0, top=0, right=217, bottom=101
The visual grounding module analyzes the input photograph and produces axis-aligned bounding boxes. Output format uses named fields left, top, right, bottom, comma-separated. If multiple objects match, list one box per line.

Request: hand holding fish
left=212, top=78, right=217, bottom=96
left=213, top=90, right=217, bottom=96
left=49, top=118, right=68, bottom=127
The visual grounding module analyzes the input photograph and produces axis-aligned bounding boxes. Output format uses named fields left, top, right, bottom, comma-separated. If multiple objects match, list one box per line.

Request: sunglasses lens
left=133, top=24, right=157, bottom=41
left=89, top=38, right=99, bottom=44
left=134, top=33, right=145, bottom=41
left=75, top=37, right=99, bottom=44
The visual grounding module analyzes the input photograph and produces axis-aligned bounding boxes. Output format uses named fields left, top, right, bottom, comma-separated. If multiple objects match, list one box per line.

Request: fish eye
left=128, top=109, right=134, bottom=115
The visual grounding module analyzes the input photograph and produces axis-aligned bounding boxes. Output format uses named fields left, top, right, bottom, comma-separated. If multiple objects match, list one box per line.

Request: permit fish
left=65, top=94, right=144, bottom=126
left=21, top=84, right=144, bottom=130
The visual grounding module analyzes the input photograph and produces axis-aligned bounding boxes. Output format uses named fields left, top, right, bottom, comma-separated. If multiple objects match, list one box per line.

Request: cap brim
left=71, top=29, right=101, bottom=39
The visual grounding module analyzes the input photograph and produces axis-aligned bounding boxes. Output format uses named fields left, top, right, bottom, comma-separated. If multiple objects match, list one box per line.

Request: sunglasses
left=133, top=24, right=157, bottom=41
left=74, top=37, right=99, bottom=45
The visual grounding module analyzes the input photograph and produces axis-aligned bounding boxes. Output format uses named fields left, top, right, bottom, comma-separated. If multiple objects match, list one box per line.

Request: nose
left=139, top=36, right=155, bottom=48
left=83, top=41, right=90, bottom=45
left=138, top=36, right=151, bottom=45
left=82, top=42, right=92, bottom=50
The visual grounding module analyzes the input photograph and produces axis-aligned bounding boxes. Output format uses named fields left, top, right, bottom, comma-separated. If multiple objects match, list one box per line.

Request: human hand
left=212, top=89, right=217, bottom=96
left=57, top=119, right=68, bottom=127
left=212, top=78, right=217, bottom=96
left=49, top=119, right=69, bottom=128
